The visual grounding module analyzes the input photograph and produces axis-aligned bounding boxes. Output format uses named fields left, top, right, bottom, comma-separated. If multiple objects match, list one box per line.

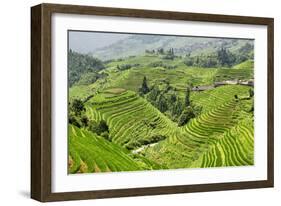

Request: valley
left=68, top=33, right=254, bottom=173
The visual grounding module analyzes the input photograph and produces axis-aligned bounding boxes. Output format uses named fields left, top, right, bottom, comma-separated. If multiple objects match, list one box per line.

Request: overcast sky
left=69, top=31, right=131, bottom=54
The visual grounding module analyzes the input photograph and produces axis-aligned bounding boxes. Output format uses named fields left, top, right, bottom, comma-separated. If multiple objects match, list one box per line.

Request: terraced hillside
left=86, top=89, right=176, bottom=150
left=199, top=119, right=254, bottom=167
left=68, top=33, right=254, bottom=174
left=69, top=125, right=164, bottom=173
left=143, top=94, right=253, bottom=168
left=190, top=85, right=249, bottom=112
left=68, top=63, right=254, bottom=173
left=69, top=56, right=254, bottom=101
left=105, top=55, right=217, bottom=93
left=73, top=85, right=254, bottom=171
left=215, top=60, right=254, bottom=82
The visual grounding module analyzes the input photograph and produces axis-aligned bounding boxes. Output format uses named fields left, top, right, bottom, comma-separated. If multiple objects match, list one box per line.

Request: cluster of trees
left=103, top=58, right=125, bottom=64
left=184, top=54, right=220, bottom=68
left=145, top=48, right=176, bottom=60
left=69, top=50, right=105, bottom=86
left=237, top=42, right=254, bottom=62
left=139, top=77, right=201, bottom=126
left=148, top=61, right=177, bottom=69
left=88, top=120, right=110, bottom=141
left=68, top=99, right=87, bottom=128
left=68, top=98, right=110, bottom=141
left=77, top=72, right=107, bottom=85
left=162, top=48, right=176, bottom=60
left=183, top=43, right=254, bottom=68
left=177, top=87, right=202, bottom=126
left=116, top=63, right=140, bottom=71
left=183, top=50, right=233, bottom=68
left=145, top=48, right=162, bottom=54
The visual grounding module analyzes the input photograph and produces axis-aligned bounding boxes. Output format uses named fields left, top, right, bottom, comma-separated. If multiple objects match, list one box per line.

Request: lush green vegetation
left=69, top=125, right=165, bottom=173
left=143, top=86, right=253, bottom=168
left=85, top=90, right=173, bottom=150
left=68, top=50, right=105, bottom=86
left=183, top=43, right=254, bottom=68
left=68, top=34, right=254, bottom=173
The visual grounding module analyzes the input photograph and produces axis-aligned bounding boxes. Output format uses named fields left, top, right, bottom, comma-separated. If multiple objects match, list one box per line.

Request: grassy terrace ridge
left=69, top=125, right=165, bottom=173
left=88, top=90, right=136, bottom=105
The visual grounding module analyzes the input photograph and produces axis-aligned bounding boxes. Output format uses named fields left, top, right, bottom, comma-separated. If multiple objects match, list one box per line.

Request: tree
left=172, top=98, right=183, bottom=117
left=167, top=48, right=174, bottom=55
left=158, top=48, right=164, bottom=54
left=68, top=112, right=81, bottom=128
left=88, top=120, right=99, bottom=133
left=183, top=57, right=194, bottom=66
left=250, top=100, right=254, bottom=112
left=68, top=50, right=105, bottom=86
left=78, top=72, right=107, bottom=85
left=101, top=131, right=110, bottom=141
left=99, top=120, right=109, bottom=133
left=178, top=106, right=195, bottom=126
left=157, top=94, right=168, bottom=113
left=249, top=88, right=254, bottom=98
left=139, top=76, right=150, bottom=95
left=195, top=57, right=200, bottom=65
left=217, top=47, right=228, bottom=66
left=71, top=99, right=85, bottom=115
left=163, top=48, right=175, bottom=60
left=217, top=47, right=236, bottom=67
left=80, top=115, right=89, bottom=127
left=170, top=93, right=177, bottom=103
left=184, top=86, right=191, bottom=107
left=147, top=86, right=160, bottom=102
left=164, top=81, right=172, bottom=93
left=88, top=120, right=109, bottom=136
left=237, top=43, right=254, bottom=62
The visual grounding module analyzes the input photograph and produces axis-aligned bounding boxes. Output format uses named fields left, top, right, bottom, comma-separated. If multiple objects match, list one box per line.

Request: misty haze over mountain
left=69, top=31, right=131, bottom=54
left=69, top=31, right=253, bottom=61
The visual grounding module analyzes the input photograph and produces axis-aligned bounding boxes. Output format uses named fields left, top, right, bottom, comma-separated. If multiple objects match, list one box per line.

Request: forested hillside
left=68, top=50, right=105, bottom=86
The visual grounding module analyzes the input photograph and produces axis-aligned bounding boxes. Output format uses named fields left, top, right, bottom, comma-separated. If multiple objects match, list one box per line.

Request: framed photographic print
left=31, top=3, right=274, bottom=202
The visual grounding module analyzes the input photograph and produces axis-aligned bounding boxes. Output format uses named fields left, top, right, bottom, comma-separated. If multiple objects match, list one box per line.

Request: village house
left=195, top=78, right=254, bottom=91
left=191, top=85, right=214, bottom=91
left=239, top=79, right=254, bottom=86
left=214, top=79, right=239, bottom=87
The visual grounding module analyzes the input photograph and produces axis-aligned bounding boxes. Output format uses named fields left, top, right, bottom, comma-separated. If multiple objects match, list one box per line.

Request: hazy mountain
left=90, top=34, right=253, bottom=60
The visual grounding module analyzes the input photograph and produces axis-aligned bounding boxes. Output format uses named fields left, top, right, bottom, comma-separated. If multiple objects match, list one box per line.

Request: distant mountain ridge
left=90, top=34, right=253, bottom=60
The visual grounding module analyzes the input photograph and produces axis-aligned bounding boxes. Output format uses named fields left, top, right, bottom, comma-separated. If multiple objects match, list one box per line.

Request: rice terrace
left=68, top=31, right=254, bottom=174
